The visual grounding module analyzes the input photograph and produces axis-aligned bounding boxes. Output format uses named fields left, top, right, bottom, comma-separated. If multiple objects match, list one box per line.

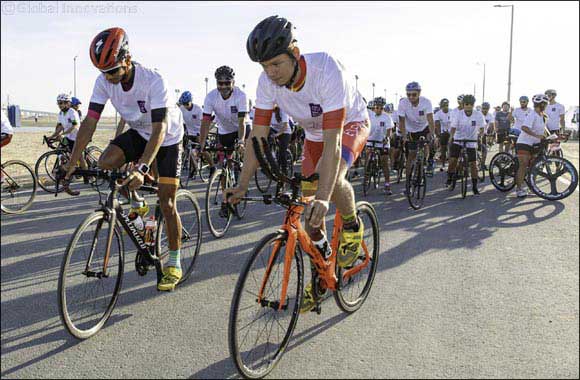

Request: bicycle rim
left=363, top=158, right=373, bottom=196
left=157, top=190, right=202, bottom=283
left=58, top=211, right=124, bottom=339
left=35, top=151, right=64, bottom=193
left=229, top=231, right=303, bottom=379
left=529, top=157, right=579, bottom=200
left=205, top=169, right=232, bottom=238
left=334, top=202, right=379, bottom=313
left=489, top=153, right=517, bottom=192
left=1, top=161, right=37, bottom=214
left=254, top=167, right=273, bottom=194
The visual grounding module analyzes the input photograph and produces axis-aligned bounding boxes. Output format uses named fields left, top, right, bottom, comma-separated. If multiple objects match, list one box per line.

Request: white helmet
left=532, top=94, right=549, bottom=105
left=57, top=93, right=71, bottom=103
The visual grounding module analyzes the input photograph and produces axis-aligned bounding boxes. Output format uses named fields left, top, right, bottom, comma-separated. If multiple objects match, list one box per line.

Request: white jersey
left=179, top=103, right=203, bottom=136
left=203, top=87, right=248, bottom=135
left=367, top=112, right=392, bottom=148
left=517, top=111, right=546, bottom=146
left=450, top=107, right=464, bottom=124
left=1, top=111, right=14, bottom=135
left=58, top=107, right=80, bottom=141
left=512, top=107, right=532, bottom=131
left=451, top=110, right=485, bottom=149
left=434, top=109, right=452, bottom=133
left=397, top=96, right=433, bottom=133
left=482, top=112, right=494, bottom=133
left=90, top=62, right=183, bottom=146
left=270, top=110, right=291, bottom=134
left=255, top=52, right=368, bottom=142
left=545, top=102, right=565, bottom=131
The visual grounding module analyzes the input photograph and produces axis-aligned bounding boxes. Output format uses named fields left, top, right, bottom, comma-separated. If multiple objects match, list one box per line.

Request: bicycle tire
left=334, top=201, right=379, bottom=313
left=58, top=211, right=124, bottom=339
left=254, top=166, right=273, bottom=194
left=459, top=158, right=468, bottom=199
left=1, top=160, right=37, bottom=214
left=477, top=151, right=486, bottom=182
left=35, top=150, right=66, bottom=193
left=156, top=189, right=202, bottom=284
left=406, top=160, right=426, bottom=210
left=528, top=157, right=579, bottom=201
left=205, top=168, right=233, bottom=238
left=363, top=155, right=374, bottom=196
left=489, top=152, right=517, bottom=192
left=229, top=230, right=303, bottom=379
left=85, top=146, right=106, bottom=189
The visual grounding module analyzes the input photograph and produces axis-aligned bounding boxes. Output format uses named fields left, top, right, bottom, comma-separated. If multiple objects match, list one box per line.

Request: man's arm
left=399, top=116, right=407, bottom=138
left=65, top=116, right=98, bottom=179
left=427, top=113, right=435, bottom=135
left=435, top=120, right=442, bottom=136
left=115, top=118, right=126, bottom=138
left=237, top=113, right=246, bottom=143
left=138, top=109, right=167, bottom=168
left=199, top=116, right=212, bottom=151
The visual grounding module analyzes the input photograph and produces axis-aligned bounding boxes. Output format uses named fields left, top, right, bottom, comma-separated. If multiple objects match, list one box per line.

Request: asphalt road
left=1, top=143, right=579, bottom=379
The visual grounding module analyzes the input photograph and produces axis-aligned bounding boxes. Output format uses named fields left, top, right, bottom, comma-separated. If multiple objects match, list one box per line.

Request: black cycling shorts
left=406, top=126, right=430, bottom=151
left=391, top=135, right=403, bottom=149
left=515, top=143, right=542, bottom=155
left=439, top=131, right=450, bottom=146
left=218, top=131, right=238, bottom=150
left=497, top=130, right=509, bottom=144
left=450, top=143, right=477, bottom=162
left=110, top=128, right=182, bottom=182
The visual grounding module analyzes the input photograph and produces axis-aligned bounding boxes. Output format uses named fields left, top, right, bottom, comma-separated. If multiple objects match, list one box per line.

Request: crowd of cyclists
left=1, top=15, right=577, bottom=378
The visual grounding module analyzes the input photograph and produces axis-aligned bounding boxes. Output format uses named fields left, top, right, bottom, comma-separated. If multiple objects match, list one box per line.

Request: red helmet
left=89, top=27, right=129, bottom=72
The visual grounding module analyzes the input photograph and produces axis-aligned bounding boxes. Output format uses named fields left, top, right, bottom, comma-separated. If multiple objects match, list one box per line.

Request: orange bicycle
left=228, top=137, right=379, bottom=378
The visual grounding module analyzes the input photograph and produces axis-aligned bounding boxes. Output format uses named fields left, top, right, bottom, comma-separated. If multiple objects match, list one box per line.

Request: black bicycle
left=450, top=139, right=479, bottom=199
left=363, top=141, right=386, bottom=196
left=35, top=136, right=103, bottom=194
left=205, top=146, right=248, bottom=238
left=254, top=134, right=294, bottom=194
left=180, top=139, right=212, bottom=187
left=489, top=135, right=578, bottom=200
left=57, top=168, right=202, bottom=339
left=1, top=160, right=37, bottom=214
left=405, top=136, right=428, bottom=210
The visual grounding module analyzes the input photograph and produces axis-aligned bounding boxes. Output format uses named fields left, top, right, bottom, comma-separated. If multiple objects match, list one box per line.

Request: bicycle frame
left=257, top=199, right=372, bottom=311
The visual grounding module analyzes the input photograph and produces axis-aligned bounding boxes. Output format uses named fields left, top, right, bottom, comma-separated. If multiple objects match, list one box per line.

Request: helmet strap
left=283, top=53, right=300, bottom=89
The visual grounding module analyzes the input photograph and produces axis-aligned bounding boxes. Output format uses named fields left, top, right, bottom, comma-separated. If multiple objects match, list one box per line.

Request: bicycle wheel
left=396, top=152, right=405, bottom=184
left=156, top=189, right=202, bottom=283
left=229, top=231, right=303, bottom=379
left=489, top=152, right=517, bottom=192
left=1, top=160, right=37, bottom=214
left=363, top=156, right=374, bottom=196
left=205, top=168, right=233, bottom=238
left=197, top=155, right=211, bottom=183
left=85, top=146, right=106, bottom=189
left=282, top=148, right=294, bottom=178
left=179, top=148, right=192, bottom=188
left=334, top=201, right=379, bottom=313
left=477, top=151, right=486, bottom=182
left=254, top=166, right=273, bottom=194
left=406, top=160, right=426, bottom=210
left=373, top=160, right=381, bottom=189
left=458, top=158, right=467, bottom=199
left=35, top=150, right=66, bottom=193
left=58, top=211, right=124, bottom=339
left=528, top=157, right=578, bottom=201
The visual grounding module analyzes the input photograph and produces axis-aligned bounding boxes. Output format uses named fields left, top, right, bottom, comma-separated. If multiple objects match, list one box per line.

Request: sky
left=1, top=1, right=579, bottom=116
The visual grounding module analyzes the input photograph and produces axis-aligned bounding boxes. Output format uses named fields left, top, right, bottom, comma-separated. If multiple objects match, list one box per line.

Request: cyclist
left=510, top=95, right=532, bottom=136
left=366, top=96, right=393, bottom=195
left=451, top=95, right=464, bottom=123
left=71, top=97, right=83, bottom=119
left=387, top=104, right=404, bottom=174
left=1, top=110, right=14, bottom=148
left=398, top=81, right=435, bottom=187
left=178, top=91, right=203, bottom=142
left=544, top=89, right=566, bottom=135
left=447, top=94, right=485, bottom=195
left=226, top=15, right=369, bottom=313
left=481, top=102, right=494, bottom=168
left=63, top=27, right=185, bottom=292
left=495, top=101, right=512, bottom=153
left=269, top=105, right=293, bottom=174
left=434, top=98, right=452, bottom=172
left=514, top=94, right=551, bottom=198
left=199, top=66, right=248, bottom=216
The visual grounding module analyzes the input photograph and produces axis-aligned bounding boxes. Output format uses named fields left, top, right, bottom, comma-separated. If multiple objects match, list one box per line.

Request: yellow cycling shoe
left=157, top=266, right=182, bottom=292
left=300, top=283, right=316, bottom=314
left=337, top=218, right=364, bottom=268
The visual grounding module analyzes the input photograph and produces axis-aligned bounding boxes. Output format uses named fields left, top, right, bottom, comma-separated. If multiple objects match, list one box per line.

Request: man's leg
left=515, top=151, right=530, bottom=196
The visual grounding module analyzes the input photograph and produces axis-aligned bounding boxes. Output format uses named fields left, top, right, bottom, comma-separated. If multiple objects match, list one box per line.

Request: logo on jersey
left=192, top=115, right=197, bottom=119
left=230, top=106, right=238, bottom=114
left=471, top=120, right=477, bottom=127
left=552, top=107, right=556, bottom=112
left=309, top=103, right=323, bottom=117
left=137, top=101, right=147, bottom=113
left=419, top=110, right=425, bottom=116
left=380, top=122, right=385, bottom=127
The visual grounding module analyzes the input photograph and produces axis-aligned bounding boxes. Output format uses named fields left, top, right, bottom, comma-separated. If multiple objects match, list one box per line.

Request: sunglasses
left=103, top=66, right=122, bottom=75
left=57, top=101, right=69, bottom=105
left=217, top=81, right=232, bottom=86
left=406, top=92, right=419, bottom=98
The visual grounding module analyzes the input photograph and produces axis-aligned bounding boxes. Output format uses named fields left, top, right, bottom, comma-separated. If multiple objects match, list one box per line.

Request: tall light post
left=384, top=88, right=387, bottom=100
left=494, top=4, right=514, bottom=104
left=476, top=62, right=486, bottom=102
left=204, top=77, right=208, bottom=96
left=372, top=83, right=375, bottom=98
left=73, top=55, right=78, bottom=97
left=355, top=75, right=359, bottom=92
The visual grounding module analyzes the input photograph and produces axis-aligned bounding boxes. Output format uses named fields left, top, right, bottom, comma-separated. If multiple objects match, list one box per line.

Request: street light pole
left=204, top=77, right=208, bottom=96
left=494, top=4, right=515, bottom=104
left=384, top=88, right=387, bottom=100
left=355, top=75, right=359, bottom=92
left=372, top=83, right=375, bottom=99
left=73, top=55, right=78, bottom=97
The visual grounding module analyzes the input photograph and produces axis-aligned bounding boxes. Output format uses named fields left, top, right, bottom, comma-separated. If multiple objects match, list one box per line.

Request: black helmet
left=462, top=94, right=476, bottom=105
left=440, top=98, right=449, bottom=106
left=247, top=16, right=296, bottom=62
left=215, top=66, right=235, bottom=80
left=373, top=97, right=386, bottom=107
